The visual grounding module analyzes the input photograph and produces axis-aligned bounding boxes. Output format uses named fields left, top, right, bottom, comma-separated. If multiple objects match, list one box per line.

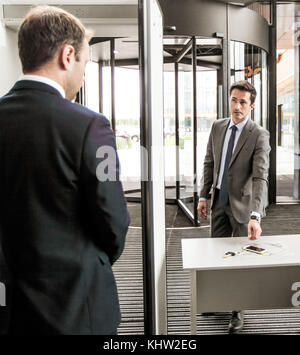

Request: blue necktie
left=219, top=125, right=237, bottom=206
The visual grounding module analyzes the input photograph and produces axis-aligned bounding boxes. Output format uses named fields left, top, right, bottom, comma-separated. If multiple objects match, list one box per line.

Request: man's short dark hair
left=18, top=5, right=92, bottom=73
left=230, top=80, right=257, bottom=105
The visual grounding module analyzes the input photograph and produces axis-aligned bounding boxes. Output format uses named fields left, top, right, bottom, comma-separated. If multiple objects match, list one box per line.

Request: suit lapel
left=215, top=119, right=230, bottom=173
left=229, top=118, right=254, bottom=168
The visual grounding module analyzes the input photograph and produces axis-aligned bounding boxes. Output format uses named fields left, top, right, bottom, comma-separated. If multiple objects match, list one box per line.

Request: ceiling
left=2, top=3, right=139, bottom=37
left=90, top=36, right=222, bottom=71
left=216, top=0, right=257, bottom=5
left=91, top=37, right=139, bottom=62
left=2, top=2, right=223, bottom=66
left=0, top=0, right=258, bottom=7
left=0, top=1, right=137, bottom=4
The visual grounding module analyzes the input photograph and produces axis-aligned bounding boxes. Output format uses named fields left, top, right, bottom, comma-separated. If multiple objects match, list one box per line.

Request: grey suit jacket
left=200, top=117, right=270, bottom=224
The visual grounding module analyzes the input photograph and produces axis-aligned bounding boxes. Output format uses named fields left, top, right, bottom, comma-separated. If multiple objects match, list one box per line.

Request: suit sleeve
left=80, top=115, right=130, bottom=264
left=199, top=122, right=215, bottom=199
left=251, top=129, right=271, bottom=217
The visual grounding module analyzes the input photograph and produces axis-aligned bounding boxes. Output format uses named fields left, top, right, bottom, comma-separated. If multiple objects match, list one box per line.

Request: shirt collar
left=229, top=116, right=249, bottom=131
left=18, top=75, right=66, bottom=98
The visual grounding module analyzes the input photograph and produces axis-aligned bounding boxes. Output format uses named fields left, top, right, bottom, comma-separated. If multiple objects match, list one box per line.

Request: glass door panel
left=163, top=36, right=220, bottom=224
left=196, top=69, right=217, bottom=201
left=178, top=63, right=194, bottom=209
left=276, top=3, right=297, bottom=201
left=115, top=65, right=140, bottom=193
left=253, top=47, right=262, bottom=125
left=94, top=37, right=141, bottom=197
left=163, top=64, right=176, bottom=199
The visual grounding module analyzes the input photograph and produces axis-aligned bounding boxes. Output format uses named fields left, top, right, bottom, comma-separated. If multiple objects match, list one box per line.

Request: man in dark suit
left=197, top=80, right=270, bottom=333
left=0, top=5, right=130, bottom=335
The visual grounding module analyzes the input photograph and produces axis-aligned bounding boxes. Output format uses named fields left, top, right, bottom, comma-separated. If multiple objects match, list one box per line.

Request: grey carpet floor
left=114, top=203, right=300, bottom=335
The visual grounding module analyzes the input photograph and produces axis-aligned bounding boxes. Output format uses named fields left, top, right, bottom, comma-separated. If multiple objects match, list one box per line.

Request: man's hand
left=248, top=219, right=262, bottom=240
left=197, top=200, right=208, bottom=220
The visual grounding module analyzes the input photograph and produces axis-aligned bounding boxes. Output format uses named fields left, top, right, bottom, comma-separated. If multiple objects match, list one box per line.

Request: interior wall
left=0, top=16, right=22, bottom=97
left=159, top=0, right=227, bottom=38
left=159, top=0, right=269, bottom=53
left=229, top=5, right=269, bottom=52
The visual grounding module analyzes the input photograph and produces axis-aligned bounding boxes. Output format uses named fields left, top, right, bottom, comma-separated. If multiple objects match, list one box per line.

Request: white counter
left=182, top=234, right=300, bottom=270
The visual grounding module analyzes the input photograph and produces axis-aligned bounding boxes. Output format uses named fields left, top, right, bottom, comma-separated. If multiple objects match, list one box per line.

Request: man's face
left=229, top=88, right=255, bottom=124
left=65, top=37, right=90, bottom=101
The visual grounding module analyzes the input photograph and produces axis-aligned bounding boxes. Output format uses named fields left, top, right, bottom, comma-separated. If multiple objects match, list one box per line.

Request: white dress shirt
left=18, top=75, right=66, bottom=98
left=216, top=117, right=249, bottom=189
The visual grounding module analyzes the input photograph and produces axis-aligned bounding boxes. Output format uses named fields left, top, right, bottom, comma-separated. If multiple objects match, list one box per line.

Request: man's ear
left=250, top=103, right=255, bottom=110
left=60, top=44, right=75, bottom=70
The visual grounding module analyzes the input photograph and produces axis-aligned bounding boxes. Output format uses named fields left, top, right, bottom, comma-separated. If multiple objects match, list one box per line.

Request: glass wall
left=114, top=67, right=140, bottom=188
left=163, top=67, right=176, bottom=195
left=84, top=39, right=142, bottom=199
left=86, top=37, right=268, bottom=210
left=196, top=69, right=217, bottom=201
left=85, top=61, right=100, bottom=113
left=230, top=40, right=268, bottom=129
left=276, top=3, right=299, bottom=201
left=162, top=37, right=218, bottom=222
left=178, top=64, right=194, bottom=204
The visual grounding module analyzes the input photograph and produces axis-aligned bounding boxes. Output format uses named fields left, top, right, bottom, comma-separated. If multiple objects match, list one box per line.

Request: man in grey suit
left=197, top=80, right=270, bottom=333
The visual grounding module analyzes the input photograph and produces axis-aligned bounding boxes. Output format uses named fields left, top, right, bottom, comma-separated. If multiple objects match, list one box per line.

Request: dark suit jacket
left=200, top=118, right=270, bottom=224
left=0, top=80, right=130, bottom=335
